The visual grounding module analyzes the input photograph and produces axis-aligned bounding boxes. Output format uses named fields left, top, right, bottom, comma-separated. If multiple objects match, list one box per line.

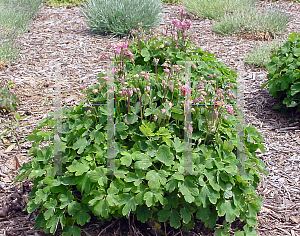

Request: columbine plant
left=15, top=6, right=267, bottom=236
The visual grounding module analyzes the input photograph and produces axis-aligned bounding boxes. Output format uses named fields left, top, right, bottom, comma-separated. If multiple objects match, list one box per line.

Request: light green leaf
left=215, top=228, right=230, bottom=236
left=122, top=197, right=137, bottom=216
left=94, top=199, right=109, bottom=218
left=134, top=153, right=152, bottom=170
left=72, top=138, right=88, bottom=154
left=178, top=182, right=194, bottom=203
left=67, top=160, right=89, bottom=176
left=217, top=199, right=239, bottom=223
left=146, top=170, right=167, bottom=189
left=115, top=122, right=128, bottom=132
left=46, top=215, right=59, bottom=234
left=68, top=201, right=81, bottom=216
left=125, top=114, right=138, bottom=124
left=199, top=185, right=220, bottom=207
left=172, top=137, right=185, bottom=153
left=156, top=145, right=174, bottom=166
left=120, top=152, right=132, bottom=166
left=143, top=191, right=154, bottom=207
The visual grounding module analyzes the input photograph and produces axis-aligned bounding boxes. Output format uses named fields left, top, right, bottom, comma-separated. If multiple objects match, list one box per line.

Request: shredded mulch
left=0, top=0, right=300, bottom=235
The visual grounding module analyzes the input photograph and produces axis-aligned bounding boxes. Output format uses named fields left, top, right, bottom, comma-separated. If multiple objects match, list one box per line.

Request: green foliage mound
left=81, top=0, right=163, bottom=36
left=262, top=33, right=300, bottom=111
left=0, top=84, right=19, bottom=113
left=15, top=7, right=268, bottom=236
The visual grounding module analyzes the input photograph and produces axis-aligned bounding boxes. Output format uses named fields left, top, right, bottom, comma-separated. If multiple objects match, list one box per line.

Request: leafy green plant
left=245, top=39, right=283, bottom=67
left=0, top=84, right=19, bottom=113
left=45, top=0, right=85, bottom=7
left=212, top=6, right=289, bottom=38
left=180, top=0, right=257, bottom=20
left=81, top=0, right=163, bottom=36
left=0, top=0, right=43, bottom=63
left=262, top=32, right=300, bottom=111
left=15, top=7, right=268, bottom=236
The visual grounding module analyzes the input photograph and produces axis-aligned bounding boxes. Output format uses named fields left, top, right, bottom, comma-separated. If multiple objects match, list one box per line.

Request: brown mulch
left=0, top=0, right=300, bottom=235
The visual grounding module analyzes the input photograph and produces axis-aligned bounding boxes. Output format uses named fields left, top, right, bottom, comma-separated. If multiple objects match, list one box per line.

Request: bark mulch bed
left=0, top=0, right=300, bottom=235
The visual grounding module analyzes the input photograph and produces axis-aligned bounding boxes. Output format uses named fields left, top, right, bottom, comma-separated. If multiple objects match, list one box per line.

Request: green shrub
left=180, top=0, right=257, bottom=20
left=0, top=84, right=19, bottom=113
left=15, top=8, right=268, bottom=236
left=45, top=0, right=85, bottom=7
left=212, top=6, right=289, bottom=37
left=262, top=32, right=300, bottom=111
left=245, top=40, right=283, bottom=67
left=81, top=0, right=163, bottom=36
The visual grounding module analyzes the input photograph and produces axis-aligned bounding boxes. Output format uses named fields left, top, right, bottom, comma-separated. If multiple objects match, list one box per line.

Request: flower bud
left=154, top=115, right=158, bottom=121
left=162, top=108, right=166, bottom=114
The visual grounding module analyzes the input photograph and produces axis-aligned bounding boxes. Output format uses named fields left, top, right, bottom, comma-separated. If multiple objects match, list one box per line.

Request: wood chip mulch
left=0, top=0, right=300, bottom=235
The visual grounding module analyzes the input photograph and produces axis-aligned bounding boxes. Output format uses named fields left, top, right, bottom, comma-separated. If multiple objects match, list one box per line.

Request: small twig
left=97, top=219, right=117, bottom=236
left=282, top=184, right=291, bottom=201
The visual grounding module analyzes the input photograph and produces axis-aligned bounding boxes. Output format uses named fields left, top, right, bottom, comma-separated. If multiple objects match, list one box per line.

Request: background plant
left=261, top=32, right=300, bottom=111
left=45, top=0, right=85, bottom=7
left=0, top=83, right=19, bottom=113
left=212, top=6, right=289, bottom=38
left=0, top=0, right=43, bottom=64
left=180, top=0, right=257, bottom=20
left=81, top=0, right=163, bottom=36
left=245, top=39, right=283, bottom=67
left=15, top=7, right=268, bottom=236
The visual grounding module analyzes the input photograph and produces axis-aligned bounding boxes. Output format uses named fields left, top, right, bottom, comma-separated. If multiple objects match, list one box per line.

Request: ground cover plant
left=180, top=0, right=257, bottom=20
left=0, top=0, right=43, bottom=64
left=181, top=0, right=289, bottom=38
left=81, top=0, right=163, bottom=36
left=245, top=39, right=283, bottom=67
left=262, top=32, right=300, bottom=112
left=15, top=7, right=268, bottom=236
left=45, top=0, right=85, bottom=7
left=212, top=6, right=289, bottom=38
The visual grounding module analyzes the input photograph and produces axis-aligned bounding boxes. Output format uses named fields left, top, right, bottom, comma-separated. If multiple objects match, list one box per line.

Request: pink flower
left=113, top=44, right=121, bottom=54
left=193, top=10, right=199, bottom=14
left=193, top=97, right=201, bottom=103
left=121, top=90, right=127, bottom=97
left=123, top=50, right=133, bottom=58
left=214, top=109, right=219, bottom=118
left=130, top=29, right=137, bottom=34
left=145, top=85, right=150, bottom=91
left=144, top=73, right=150, bottom=81
left=163, top=68, right=170, bottom=73
left=192, top=64, right=197, bottom=69
left=197, top=83, right=204, bottom=90
left=226, top=105, right=234, bottom=115
left=130, top=57, right=135, bottom=64
left=228, top=82, right=234, bottom=88
left=208, top=74, right=217, bottom=79
left=223, top=115, right=228, bottom=120
left=216, top=88, right=222, bottom=94
left=169, top=83, right=174, bottom=92
left=162, top=108, right=166, bottom=114
left=79, top=85, right=86, bottom=90
left=100, top=54, right=107, bottom=60
left=178, top=6, right=185, bottom=13
left=121, top=42, right=128, bottom=49
left=101, top=76, right=109, bottom=81
left=168, top=101, right=172, bottom=108
left=189, top=124, right=193, bottom=133
left=154, top=115, right=158, bottom=122
left=164, top=41, right=169, bottom=45
left=128, top=88, right=133, bottom=97
left=172, top=20, right=179, bottom=27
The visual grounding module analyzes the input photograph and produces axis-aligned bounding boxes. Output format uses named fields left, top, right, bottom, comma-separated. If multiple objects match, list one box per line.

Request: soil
left=0, top=0, right=300, bottom=235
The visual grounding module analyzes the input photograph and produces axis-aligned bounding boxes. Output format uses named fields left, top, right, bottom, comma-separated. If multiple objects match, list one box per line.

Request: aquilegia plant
left=15, top=6, right=268, bottom=236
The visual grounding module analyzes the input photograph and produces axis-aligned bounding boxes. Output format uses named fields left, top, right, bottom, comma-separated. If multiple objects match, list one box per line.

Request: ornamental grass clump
left=212, top=5, right=289, bottom=37
left=81, top=0, right=163, bottom=36
left=15, top=6, right=268, bottom=236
